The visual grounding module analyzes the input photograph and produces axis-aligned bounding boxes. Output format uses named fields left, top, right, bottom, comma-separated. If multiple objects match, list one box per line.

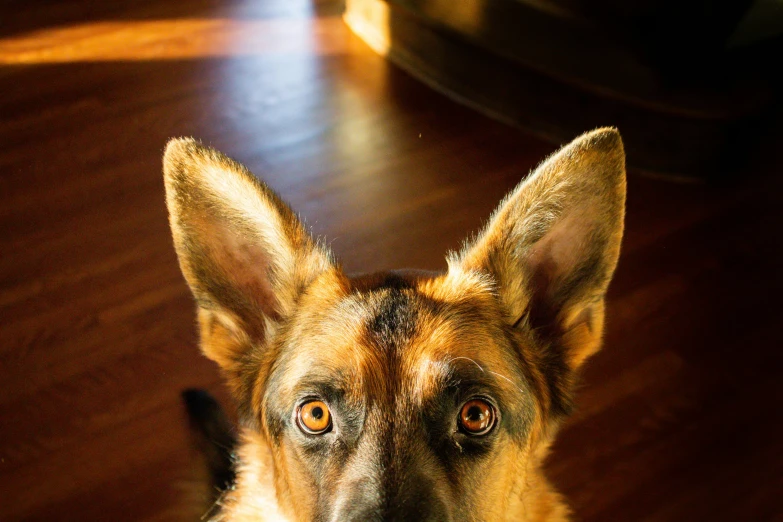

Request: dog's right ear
left=163, top=138, right=336, bottom=377
left=456, top=128, right=625, bottom=378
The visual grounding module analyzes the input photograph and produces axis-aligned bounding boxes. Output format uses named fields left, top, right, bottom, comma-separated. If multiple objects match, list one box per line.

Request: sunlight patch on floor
left=0, top=18, right=348, bottom=64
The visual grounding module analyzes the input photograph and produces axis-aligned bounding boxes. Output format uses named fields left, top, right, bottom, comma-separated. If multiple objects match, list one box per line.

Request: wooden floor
left=1, top=1, right=782, bottom=520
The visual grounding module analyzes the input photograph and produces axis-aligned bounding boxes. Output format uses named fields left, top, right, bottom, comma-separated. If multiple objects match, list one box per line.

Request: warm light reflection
left=0, top=18, right=347, bottom=64
left=343, top=0, right=391, bottom=56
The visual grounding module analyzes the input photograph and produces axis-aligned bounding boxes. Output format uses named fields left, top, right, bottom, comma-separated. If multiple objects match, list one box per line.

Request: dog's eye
left=297, top=400, right=332, bottom=434
left=459, top=399, right=495, bottom=436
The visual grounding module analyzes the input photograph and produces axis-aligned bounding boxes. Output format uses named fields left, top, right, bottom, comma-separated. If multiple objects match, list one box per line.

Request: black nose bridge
left=332, top=355, right=450, bottom=521
left=387, top=476, right=449, bottom=521
left=337, top=475, right=449, bottom=522
left=334, top=432, right=450, bottom=521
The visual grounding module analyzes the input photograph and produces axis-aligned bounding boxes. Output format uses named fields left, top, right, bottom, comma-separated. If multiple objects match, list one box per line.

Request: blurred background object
left=346, top=0, right=783, bottom=179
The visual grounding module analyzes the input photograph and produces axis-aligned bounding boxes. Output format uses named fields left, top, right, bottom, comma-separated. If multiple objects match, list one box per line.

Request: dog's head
left=164, top=129, right=625, bottom=521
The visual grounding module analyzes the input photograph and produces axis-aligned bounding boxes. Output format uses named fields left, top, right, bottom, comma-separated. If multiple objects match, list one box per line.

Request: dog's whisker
left=446, top=357, right=524, bottom=395
left=447, top=356, right=485, bottom=373
left=488, top=370, right=526, bottom=396
left=202, top=485, right=230, bottom=521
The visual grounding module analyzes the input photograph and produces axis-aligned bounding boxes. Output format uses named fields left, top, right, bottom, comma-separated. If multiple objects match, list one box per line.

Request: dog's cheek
left=464, top=442, right=530, bottom=521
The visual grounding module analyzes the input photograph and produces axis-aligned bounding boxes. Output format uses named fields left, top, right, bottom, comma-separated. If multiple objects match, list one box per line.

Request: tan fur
left=164, top=128, right=626, bottom=521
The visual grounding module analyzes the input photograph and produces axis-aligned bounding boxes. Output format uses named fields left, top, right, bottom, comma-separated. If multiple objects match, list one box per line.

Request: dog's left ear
left=457, top=128, right=626, bottom=371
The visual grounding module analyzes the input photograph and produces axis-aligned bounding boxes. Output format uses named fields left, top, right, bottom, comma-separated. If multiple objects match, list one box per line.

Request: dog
left=163, top=127, right=626, bottom=521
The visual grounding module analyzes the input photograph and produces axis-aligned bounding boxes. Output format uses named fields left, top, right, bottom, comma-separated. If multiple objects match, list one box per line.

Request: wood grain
left=1, top=0, right=781, bottom=520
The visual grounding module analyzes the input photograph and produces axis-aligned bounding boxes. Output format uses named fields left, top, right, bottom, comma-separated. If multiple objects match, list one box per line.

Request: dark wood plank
left=0, top=1, right=781, bottom=520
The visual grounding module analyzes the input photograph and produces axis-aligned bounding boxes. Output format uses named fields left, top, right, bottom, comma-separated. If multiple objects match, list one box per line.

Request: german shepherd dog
left=163, top=128, right=626, bottom=521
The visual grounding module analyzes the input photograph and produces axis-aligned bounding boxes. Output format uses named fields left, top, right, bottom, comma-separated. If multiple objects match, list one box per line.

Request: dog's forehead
left=276, top=269, right=522, bottom=401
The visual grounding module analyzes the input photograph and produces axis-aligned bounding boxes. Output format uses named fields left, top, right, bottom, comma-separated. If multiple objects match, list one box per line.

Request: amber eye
left=297, top=400, right=332, bottom=434
left=459, top=399, right=495, bottom=436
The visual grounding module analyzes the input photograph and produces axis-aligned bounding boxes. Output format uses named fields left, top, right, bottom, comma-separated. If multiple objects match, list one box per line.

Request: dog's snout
left=333, top=478, right=451, bottom=522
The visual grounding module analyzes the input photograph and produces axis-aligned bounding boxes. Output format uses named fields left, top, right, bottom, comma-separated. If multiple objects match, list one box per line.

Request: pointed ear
left=457, top=128, right=626, bottom=371
left=163, top=138, right=335, bottom=375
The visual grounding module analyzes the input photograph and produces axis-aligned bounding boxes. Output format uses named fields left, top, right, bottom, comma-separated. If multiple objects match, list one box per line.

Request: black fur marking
left=376, top=272, right=418, bottom=290
left=366, top=290, right=418, bottom=351
left=182, top=389, right=237, bottom=493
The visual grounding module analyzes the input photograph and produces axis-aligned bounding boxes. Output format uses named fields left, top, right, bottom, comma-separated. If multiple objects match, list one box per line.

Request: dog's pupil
left=311, top=407, right=323, bottom=420
left=468, top=406, right=482, bottom=421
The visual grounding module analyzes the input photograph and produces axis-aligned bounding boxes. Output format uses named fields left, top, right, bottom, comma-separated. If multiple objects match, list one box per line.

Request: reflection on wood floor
left=1, top=0, right=781, bottom=520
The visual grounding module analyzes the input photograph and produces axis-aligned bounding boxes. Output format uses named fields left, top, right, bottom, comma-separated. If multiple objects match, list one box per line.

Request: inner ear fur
left=163, top=138, right=335, bottom=374
left=456, top=128, right=626, bottom=373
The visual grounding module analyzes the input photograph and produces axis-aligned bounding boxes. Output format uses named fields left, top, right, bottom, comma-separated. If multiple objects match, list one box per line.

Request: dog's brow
left=290, top=374, right=353, bottom=401
left=414, top=352, right=531, bottom=404
left=416, top=355, right=498, bottom=391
